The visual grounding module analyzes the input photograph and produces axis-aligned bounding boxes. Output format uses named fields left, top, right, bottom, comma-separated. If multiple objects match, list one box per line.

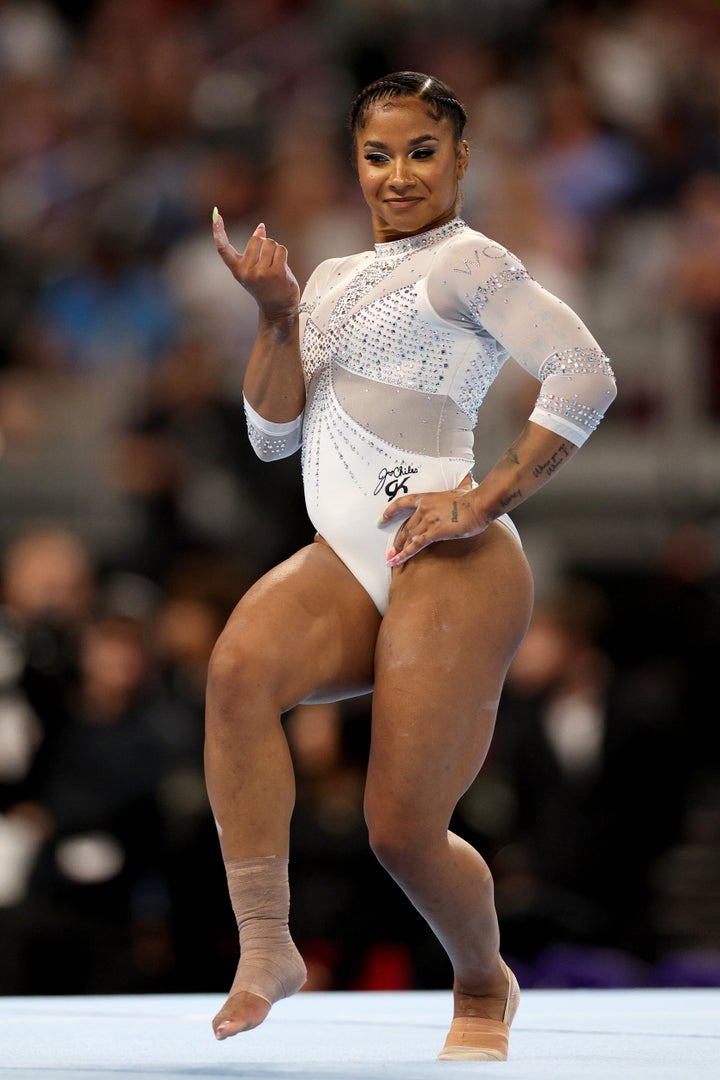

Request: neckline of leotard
left=374, top=218, right=466, bottom=259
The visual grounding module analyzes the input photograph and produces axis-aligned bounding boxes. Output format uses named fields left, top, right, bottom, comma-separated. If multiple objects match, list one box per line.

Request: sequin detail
left=335, top=286, right=453, bottom=391
left=302, top=367, right=385, bottom=502
left=300, top=220, right=504, bottom=421
left=246, top=421, right=298, bottom=460
left=466, top=266, right=532, bottom=319
left=302, top=320, right=327, bottom=383
left=329, top=258, right=401, bottom=328
left=374, top=218, right=466, bottom=259
left=456, top=339, right=505, bottom=423
left=534, top=393, right=605, bottom=433
left=328, top=220, right=466, bottom=330
left=538, top=346, right=613, bottom=380
left=299, top=295, right=320, bottom=317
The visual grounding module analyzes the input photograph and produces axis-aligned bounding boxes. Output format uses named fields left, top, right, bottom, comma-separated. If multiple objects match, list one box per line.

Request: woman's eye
left=364, top=153, right=388, bottom=164
left=410, top=148, right=434, bottom=159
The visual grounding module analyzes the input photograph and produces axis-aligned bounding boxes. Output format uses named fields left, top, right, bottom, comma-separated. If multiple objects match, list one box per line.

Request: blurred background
left=0, top=0, right=719, bottom=997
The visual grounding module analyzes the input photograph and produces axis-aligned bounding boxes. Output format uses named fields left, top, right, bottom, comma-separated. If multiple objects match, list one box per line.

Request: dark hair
left=348, top=71, right=467, bottom=143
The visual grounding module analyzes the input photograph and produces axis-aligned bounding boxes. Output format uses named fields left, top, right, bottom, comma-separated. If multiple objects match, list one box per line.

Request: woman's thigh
left=209, top=536, right=382, bottom=712
left=367, top=522, right=534, bottom=831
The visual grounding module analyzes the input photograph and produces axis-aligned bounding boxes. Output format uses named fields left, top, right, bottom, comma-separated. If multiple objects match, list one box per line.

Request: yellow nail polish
left=212, top=206, right=219, bottom=224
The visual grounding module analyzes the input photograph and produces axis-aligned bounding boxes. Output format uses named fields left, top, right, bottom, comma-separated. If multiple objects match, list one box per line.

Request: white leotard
left=244, top=219, right=617, bottom=614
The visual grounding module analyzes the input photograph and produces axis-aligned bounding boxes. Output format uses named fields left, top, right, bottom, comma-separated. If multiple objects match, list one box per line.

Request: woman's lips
left=385, top=197, right=422, bottom=208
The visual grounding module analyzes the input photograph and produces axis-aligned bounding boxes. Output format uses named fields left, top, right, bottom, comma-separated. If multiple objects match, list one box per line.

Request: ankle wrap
left=225, top=856, right=306, bottom=1005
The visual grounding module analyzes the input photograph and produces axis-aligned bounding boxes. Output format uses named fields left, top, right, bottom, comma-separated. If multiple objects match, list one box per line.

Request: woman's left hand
left=379, top=482, right=489, bottom=566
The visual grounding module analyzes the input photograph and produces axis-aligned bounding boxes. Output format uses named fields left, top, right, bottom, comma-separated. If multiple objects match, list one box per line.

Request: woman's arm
left=470, top=419, right=578, bottom=523
left=242, top=310, right=305, bottom=423
left=212, top=212, right=305, bottom=423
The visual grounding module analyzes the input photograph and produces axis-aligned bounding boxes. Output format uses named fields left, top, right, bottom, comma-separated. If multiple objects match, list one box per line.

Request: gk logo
left=374, top=464, right=419, bottom=501
left=384, top=476, right=409, bottom=500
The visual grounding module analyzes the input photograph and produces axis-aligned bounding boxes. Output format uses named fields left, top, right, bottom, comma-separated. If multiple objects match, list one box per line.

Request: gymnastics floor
left=0, top=988, right=717, bottom=1079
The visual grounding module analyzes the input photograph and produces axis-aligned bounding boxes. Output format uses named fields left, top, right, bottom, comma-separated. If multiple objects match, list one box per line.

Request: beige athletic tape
left=225, top=856, right=307, bottom=1005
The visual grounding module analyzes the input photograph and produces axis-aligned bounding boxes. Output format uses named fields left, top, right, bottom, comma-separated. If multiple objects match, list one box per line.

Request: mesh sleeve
left=459, top=249, right=617, bottom=446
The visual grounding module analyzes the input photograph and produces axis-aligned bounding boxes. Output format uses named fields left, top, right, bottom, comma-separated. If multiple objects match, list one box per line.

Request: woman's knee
left=206, top=621, right=275, bottom=720
left=365, top=795, right=432, bottom=878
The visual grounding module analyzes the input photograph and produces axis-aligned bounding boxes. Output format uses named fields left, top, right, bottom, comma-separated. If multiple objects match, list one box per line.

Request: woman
left=207, top=71, right=616, bottom=1060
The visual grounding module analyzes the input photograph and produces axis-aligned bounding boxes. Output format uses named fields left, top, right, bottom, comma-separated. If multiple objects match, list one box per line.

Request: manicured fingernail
left=212, top=206, right=219, bottom=223
left=376, top=515, right=385, bottom=525
left=388, top=555, right=401, bottom=567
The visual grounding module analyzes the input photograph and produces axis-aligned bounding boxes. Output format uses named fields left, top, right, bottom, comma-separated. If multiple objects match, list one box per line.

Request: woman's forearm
left=471, top=420, right=580, bottom=527
left=242, top=312, right=306, bottom=423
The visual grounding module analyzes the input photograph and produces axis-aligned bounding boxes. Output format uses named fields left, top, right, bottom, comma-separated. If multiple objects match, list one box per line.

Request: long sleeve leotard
left=243, top=219, right=617, bottom=613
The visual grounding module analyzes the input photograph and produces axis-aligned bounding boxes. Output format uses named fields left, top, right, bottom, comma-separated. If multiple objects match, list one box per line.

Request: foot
left=437, top=960, right=520, bottom=1061
left=452, top=960, right=513, bottom=1022
left=211, top=945, right=307, bottom=1040
left=213, top=990, right=271, bottom=1039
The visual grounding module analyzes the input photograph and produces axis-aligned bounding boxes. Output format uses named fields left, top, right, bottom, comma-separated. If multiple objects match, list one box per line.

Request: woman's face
left=355, top=96, right=468, bottom=242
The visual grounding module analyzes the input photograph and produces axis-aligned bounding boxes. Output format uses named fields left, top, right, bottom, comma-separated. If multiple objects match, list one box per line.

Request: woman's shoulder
left=440, top=222, right=529, bottom=274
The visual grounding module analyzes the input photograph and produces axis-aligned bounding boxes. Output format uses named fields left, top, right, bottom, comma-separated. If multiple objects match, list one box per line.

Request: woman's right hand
left=212, top=209, right=300, bottom=321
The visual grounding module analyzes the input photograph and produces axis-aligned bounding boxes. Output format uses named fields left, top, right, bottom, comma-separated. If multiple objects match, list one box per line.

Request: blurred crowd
left=0, top=0, right=719, bottom=995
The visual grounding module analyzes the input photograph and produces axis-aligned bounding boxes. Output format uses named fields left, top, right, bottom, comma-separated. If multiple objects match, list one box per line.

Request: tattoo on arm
left=501, top=423, right=531, bottom=468
left=532, top=443, right=571, bottom=479
left=451, top=501, right=459, bottom=523
left=499, top=488, right=523, bottom=509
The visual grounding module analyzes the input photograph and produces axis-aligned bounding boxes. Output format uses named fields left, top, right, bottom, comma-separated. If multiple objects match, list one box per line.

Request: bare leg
left=365, top=523, right=533, bottom=1054
left=205, top=538, right=380, bottom=1037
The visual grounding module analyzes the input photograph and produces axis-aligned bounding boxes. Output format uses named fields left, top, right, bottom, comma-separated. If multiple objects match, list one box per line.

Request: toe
left=212, top=991, right=271, bottom=1038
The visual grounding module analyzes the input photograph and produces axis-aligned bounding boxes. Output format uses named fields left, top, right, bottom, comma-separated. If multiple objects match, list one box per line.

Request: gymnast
left=206, top=70, right=617, bottom=1060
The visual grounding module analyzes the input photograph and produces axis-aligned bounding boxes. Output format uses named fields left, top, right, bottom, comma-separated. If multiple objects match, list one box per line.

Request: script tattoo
left=532, top=443, right=570, bottom=479
left=451, top=501, right=459, bottom=523
left=499, top=489, right=522, bottom=509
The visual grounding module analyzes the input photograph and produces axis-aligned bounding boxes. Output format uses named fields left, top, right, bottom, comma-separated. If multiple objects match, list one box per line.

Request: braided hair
left=348, top=72, right=467, bottom=143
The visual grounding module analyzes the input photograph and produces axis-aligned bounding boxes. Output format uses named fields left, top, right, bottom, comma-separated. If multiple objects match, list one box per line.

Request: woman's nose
left=389, top=158, right=415, bottom=186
